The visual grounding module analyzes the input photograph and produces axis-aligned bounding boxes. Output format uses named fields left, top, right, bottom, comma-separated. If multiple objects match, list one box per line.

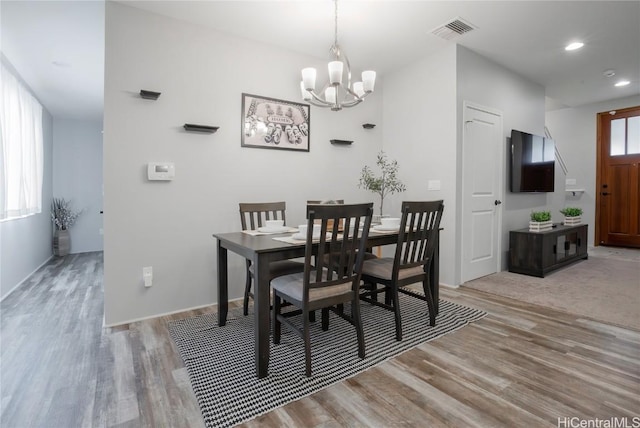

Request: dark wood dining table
left=213, top=229, right=440, bottom=378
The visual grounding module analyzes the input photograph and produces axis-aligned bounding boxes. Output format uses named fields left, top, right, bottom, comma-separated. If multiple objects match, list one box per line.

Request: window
left=0, top=61, right=43, bottom=220
left=610, top=116, right=640, bottom=156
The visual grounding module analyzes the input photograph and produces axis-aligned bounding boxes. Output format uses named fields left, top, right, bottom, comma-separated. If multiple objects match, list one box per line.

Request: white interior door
left=462, top=102, right=503, bottom=282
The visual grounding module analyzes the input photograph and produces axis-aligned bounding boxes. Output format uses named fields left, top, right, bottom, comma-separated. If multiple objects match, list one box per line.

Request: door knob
left=601, top=192, right=610, bottom=196
left=494, top=200, right=502, bottom=206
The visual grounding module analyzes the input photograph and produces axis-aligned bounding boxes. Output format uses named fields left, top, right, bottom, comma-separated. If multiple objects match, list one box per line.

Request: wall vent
left=431, top=17, right=477, bottom=40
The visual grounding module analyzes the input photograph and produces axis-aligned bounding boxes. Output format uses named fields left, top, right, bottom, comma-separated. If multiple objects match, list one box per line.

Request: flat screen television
left=510, top=129, right=555, bottom=193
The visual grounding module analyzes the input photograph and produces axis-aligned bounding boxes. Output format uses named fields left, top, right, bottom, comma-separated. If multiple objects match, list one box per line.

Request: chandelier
left=300, top=0, right=376, bottom=111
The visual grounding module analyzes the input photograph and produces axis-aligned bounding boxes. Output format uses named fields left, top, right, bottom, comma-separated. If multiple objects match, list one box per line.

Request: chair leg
left=370, top=283, right=379, bottom=303
left=391, top=286, right=403, bottom=341
left=422, top=277, right=436, bottom=327
left=243, top=272, right=252, bottom=316
left=303, top=310, right=312, bottom=377
left=273, top=294, right=281, bottom=344
left=321, top=308, right=329, bottom=331
left=362, top=281, right=379, bottom=304
left=309, top=310, right=316, bottom=323
left=352, top=297, right=366, bottom=359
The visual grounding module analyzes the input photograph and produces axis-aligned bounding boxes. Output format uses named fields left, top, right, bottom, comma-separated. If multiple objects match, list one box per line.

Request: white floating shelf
left=565, top=189, right=585, bottom=196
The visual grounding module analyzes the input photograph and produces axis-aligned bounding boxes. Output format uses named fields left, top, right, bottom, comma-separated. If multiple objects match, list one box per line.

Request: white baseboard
left=440, top=282, right=459, bottom=289
left=103, top=296, right=244, bottom=328
left=1, top=255, right=54, bottom=302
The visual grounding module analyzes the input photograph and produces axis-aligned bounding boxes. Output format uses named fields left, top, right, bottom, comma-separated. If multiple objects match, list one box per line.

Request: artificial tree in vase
left=358, top=151, right=406, bottom=221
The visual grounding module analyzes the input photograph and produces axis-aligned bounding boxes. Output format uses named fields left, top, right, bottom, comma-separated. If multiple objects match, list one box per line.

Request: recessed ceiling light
left=565, top=42, right=584, bottom=51
left=615, top=80, right=630, bottom=87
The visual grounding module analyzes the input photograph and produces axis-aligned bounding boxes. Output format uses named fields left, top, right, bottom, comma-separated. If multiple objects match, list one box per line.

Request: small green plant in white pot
left=560, top=207, right=583, bottom=226
left=529, top=210, right=552, bottom=232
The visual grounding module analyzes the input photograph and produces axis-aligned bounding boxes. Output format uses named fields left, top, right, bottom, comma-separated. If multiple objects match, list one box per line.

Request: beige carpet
left=463, top=246, right=640, bottom=330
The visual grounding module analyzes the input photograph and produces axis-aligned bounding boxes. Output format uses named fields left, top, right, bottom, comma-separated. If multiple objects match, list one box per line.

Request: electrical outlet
left=143, top=266, right=153, bottom=288
left=99, top=228, right=103, bottom=235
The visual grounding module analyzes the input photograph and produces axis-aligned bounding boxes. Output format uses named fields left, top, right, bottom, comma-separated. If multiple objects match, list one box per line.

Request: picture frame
left=241, top=93, right=310, bottom=152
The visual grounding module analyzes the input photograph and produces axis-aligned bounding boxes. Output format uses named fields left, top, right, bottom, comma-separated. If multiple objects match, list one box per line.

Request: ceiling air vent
left=431, top=17, right=476, bottom=40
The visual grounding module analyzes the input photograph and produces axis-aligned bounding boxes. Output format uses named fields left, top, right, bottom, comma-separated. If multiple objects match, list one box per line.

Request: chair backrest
left=307, top=200, right=345, bottom=229
left=392, top=200, right=444, bottom=278
left=303, top=203, right=373, bottom=298
left=239, top=201, right=287, bottom=231
left=306, top=199, right=345, bottom=206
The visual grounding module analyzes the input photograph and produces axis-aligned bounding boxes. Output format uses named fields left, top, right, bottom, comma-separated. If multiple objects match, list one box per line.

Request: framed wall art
left=241, top=93, right=310, bottom=152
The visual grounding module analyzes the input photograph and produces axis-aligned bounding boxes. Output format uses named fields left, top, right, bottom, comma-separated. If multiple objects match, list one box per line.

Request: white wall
left=456, top=46, right=548, bottom=274
left=0, top=59, right=54, bottom=300
left=103, top=3, right=383, bottom=325
left=381, top=45, right=458, bottom=286
left=546, top=94, right=640, bottom=246
left=53, top=118, right=104, bottom=253
left=382, top=45, right=549, bottom=285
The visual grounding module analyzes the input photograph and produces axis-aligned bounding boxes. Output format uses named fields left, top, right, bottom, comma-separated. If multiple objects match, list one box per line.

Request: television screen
left=510, top=129, right=555, bottom=192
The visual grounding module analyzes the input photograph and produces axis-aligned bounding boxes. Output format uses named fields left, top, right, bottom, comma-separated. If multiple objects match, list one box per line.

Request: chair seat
left=249, top=260, right=304, bottom=279
left=322, top=250, right=377, bottom=265
left=272, top=270, right=352, bottom=302
left=361, top=257, right=425, bottom=281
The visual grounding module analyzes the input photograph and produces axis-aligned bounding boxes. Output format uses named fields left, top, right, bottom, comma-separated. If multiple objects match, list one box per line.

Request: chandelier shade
left=299, top=0, right=376, bottom=111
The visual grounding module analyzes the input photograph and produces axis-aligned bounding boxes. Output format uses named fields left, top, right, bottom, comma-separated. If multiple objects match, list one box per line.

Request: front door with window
left=596, top=106, right=640, bottom=248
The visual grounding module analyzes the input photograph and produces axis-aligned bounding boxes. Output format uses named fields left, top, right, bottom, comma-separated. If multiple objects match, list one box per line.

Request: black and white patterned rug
left=169, top=293, right=486, bottom=427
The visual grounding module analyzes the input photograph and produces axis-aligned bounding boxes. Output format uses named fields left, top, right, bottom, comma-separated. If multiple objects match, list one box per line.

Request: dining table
left=213, top=227, right=440, bottom=378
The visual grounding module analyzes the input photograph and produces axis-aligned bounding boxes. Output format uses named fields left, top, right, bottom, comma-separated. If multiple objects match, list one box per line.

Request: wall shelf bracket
left=140, top=90, right=161, bottom=100
left=184, top=124, right=219, bottom=133
left=565, top=189, right=585, bottom=197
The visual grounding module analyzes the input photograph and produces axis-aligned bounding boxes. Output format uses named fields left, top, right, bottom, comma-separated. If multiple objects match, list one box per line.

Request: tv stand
left=509, top=224, right=588, bottom=277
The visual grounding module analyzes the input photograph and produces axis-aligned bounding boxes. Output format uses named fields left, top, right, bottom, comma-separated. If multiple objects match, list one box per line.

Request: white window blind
left=0, top=62, right=44, bottom=220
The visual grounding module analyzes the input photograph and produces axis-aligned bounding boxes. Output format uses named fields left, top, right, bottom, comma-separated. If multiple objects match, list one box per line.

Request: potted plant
left=51, top=197, right=82, bottom=256
left=358, top=151, right=406, bottom=221
left=529, top=210, right=552, bottom=232
left=560, top=207, right=583, bottom=226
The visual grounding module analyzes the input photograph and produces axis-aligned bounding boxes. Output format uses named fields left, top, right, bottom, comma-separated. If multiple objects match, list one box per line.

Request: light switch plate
left=566, top=178, right=577, bottom=185
left=428, top=180, right=441, bottom=191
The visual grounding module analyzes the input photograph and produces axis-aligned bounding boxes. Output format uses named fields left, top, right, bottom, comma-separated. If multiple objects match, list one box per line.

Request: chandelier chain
left=334, top=0, right=338, bottom=47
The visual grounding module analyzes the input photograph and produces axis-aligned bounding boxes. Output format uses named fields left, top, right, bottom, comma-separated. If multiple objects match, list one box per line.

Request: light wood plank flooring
left=1, top=252, right=638, bottom=427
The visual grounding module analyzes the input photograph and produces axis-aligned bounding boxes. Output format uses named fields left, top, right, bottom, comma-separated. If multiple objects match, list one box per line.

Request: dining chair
left=359, top=200, right=444, bottom=341
left=307, top=199, right=344, bottom=230
left=307, top=199, right=376, bottom=260
left=239, top=201, right=305, bottom=316
left=271, top=203, right=374, bottom=376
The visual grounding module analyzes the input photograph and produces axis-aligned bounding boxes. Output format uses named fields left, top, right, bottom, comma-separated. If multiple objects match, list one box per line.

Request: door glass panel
left=610, top=118, right=626, bottom=156
left=556, top=235, right=566, bottom=261
left=566, top=232, right=577, bottom=256
left=628, top=116, right=640, bottom=154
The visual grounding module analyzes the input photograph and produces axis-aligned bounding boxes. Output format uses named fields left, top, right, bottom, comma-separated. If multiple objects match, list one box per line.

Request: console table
left=509, top=224, right=588, bottom=277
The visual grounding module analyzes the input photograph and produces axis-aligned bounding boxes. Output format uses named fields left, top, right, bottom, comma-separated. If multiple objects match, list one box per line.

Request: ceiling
left=1, top=1, right=639, bottom=121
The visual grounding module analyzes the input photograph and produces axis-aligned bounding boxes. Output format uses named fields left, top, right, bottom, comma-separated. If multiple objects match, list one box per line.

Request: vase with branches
left=51, top=198, right=82, bottom=256
left=358, top=151, right=406, bottom=218
left=51, top=197, right=82, bottom=230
